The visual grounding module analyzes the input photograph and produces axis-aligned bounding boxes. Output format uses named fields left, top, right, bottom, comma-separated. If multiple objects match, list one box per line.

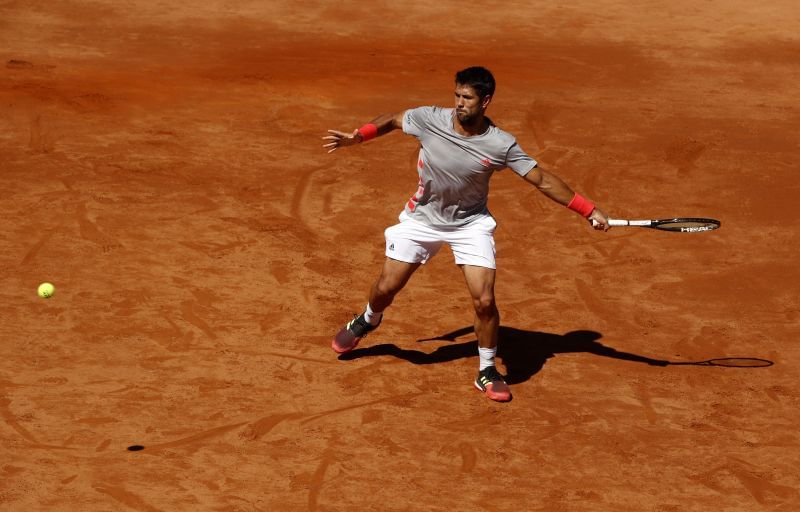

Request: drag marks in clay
left=690, top=458, right=798, bottom=506
left=93, top=483, right=161, bottom=512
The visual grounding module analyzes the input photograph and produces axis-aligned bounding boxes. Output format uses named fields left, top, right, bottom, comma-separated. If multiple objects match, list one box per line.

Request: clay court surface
left=2, top=1, right=800, bottom=510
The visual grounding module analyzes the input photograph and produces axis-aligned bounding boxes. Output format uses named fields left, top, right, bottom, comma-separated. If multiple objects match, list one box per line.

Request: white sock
left=478, top=346, right=496, bottom=371
left=364, top=303, right=383, bottom=326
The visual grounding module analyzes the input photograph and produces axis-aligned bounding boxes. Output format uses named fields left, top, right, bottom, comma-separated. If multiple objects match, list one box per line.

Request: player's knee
left=472, top=295, right=497, bottom=318
left=375, top=275, right=404, bottom=298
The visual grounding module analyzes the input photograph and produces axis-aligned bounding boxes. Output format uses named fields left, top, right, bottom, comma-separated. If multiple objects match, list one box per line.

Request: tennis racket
left=595, top=217, right=721, bottom=232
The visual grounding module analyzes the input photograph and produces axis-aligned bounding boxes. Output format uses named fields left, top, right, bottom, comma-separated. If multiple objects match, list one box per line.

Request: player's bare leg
left=461, top=264, right=511, bottom=402
left=461, top=264, right=499, bottom=349
left=368, top=258, right=421, bottom=312
left=332, top=258, right=420, bottom=353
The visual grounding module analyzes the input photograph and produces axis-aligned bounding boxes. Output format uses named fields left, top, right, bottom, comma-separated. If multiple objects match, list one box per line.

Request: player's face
left=454, top=84, right=491, bottom=124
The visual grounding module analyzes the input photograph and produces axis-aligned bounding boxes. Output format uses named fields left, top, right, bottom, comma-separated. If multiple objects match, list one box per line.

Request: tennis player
left=323, top=66, right=610, bottom=402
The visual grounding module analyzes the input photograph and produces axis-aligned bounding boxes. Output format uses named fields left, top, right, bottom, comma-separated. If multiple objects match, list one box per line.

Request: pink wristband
left=357, top=123, right=378, bottom=142
left=567, top=193, right=595, bottom=218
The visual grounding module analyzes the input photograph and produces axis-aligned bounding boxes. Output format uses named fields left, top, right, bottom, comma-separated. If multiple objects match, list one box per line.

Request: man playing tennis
left=323, top=66, right=610, bottom=402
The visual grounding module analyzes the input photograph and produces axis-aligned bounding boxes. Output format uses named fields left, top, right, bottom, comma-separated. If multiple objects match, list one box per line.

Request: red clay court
left=1, top=1, right=799, bottom=510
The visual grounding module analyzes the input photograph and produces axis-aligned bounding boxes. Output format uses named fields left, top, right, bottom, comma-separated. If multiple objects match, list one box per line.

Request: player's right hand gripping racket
left=596, top=217, right=721, bottom=232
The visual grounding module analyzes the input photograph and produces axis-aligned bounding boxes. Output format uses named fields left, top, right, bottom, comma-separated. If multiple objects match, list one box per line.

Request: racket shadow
left=339, top=326, right=773, bottom=385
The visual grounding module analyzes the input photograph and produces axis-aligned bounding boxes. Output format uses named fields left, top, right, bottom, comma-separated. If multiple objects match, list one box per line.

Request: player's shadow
left=339, top=325, right=771, bottom=385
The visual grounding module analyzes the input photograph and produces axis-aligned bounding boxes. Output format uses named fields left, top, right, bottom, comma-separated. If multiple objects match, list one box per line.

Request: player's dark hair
left=455, top=66, right=496, bottom=99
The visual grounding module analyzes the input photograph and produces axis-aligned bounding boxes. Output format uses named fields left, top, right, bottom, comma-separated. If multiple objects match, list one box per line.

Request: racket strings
left=656, top=218, right=720, bottom=232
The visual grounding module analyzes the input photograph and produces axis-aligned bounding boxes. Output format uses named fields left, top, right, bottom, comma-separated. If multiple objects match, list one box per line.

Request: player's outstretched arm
left=522, top=163, right=611, bottom=231
left=323, top=111, right=405, bottom=153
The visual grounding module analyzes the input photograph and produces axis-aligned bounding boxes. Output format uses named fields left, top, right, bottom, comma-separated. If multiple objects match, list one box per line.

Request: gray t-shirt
left=401, top=106, right=537, bottom=227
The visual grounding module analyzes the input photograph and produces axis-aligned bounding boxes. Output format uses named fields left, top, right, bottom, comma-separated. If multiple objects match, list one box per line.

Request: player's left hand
left=589, top=208, right=611, bottom=231
left=322, top=129, right=361, bottom=153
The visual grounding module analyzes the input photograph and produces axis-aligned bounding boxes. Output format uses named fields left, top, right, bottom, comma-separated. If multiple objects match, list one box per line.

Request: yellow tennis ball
left=37, top=282, right=55, bottom=299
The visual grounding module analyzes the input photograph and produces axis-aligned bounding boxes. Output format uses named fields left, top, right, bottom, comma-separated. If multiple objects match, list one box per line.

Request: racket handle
left=592, top=218, right=628, bottom=227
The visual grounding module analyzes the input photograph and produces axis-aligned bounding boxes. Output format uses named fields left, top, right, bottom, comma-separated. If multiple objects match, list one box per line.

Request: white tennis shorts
left=384, top=211, right=497, bottom=269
